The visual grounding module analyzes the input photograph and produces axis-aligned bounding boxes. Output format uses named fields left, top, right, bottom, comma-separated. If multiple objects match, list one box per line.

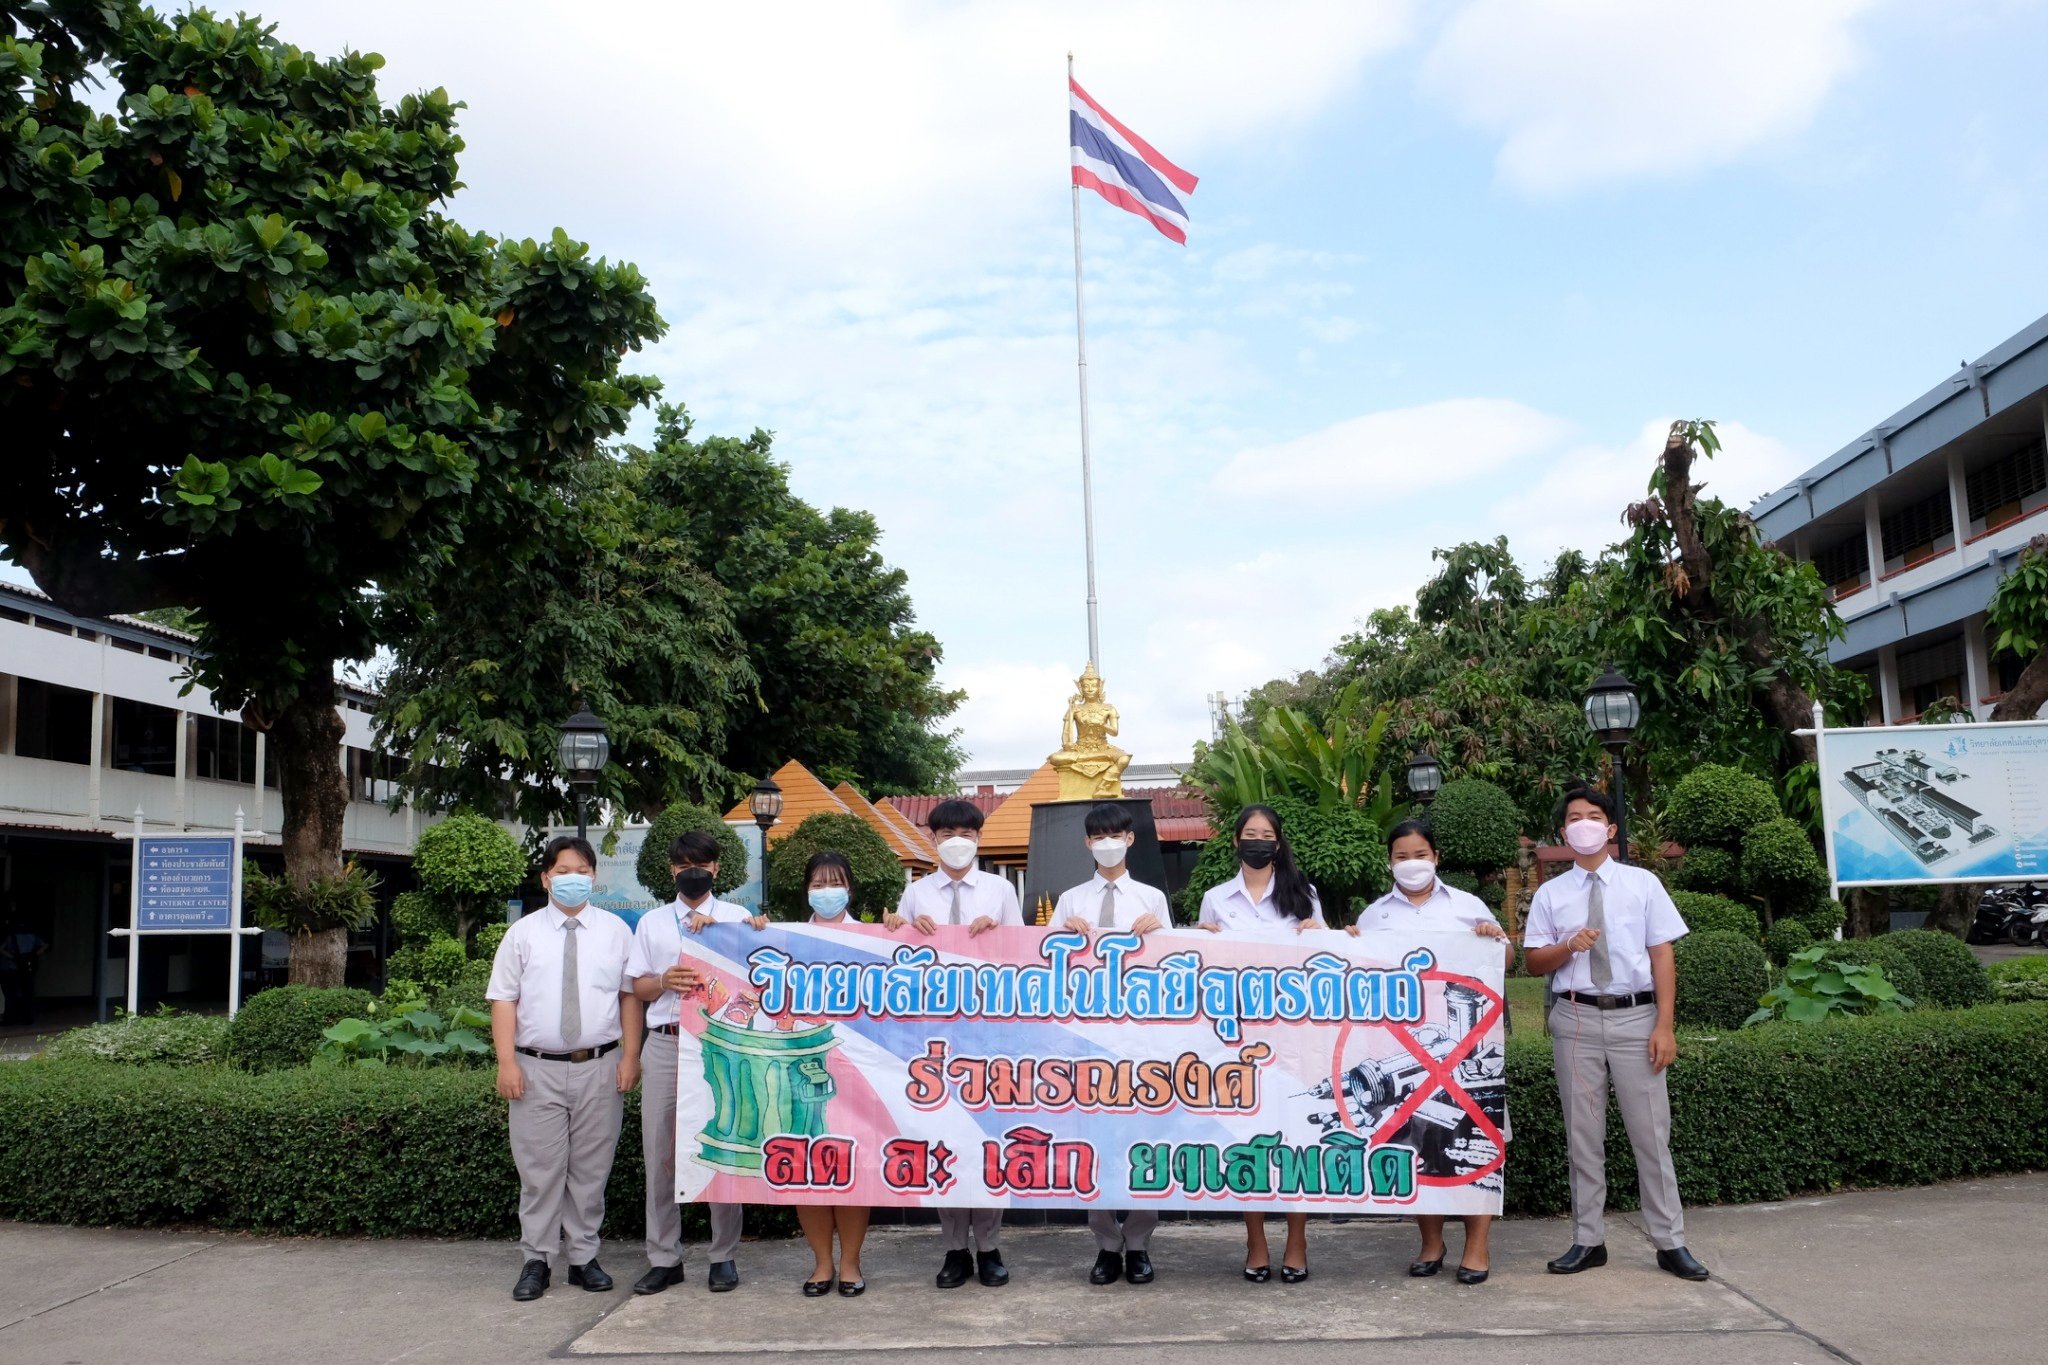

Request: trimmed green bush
left=1439, top=869, right=1481, bottom=896
left=1426, top=778, right=1520, bottom=873
left=1672, top=929, right=1772, bottom=1030
left=1763, top=918, right=1815, bottom=966
left=1793, top=896, right=1847, bottom=939
left=1670, top=845, right=1740, bottom=895
left=474, top=922, right=507, bottom=960
left=765, top=811, right=907, bottom=922
left=635, top=801, right=748, bottom=902
left=414, top=813, right=527, bottom=911
left=1670, top=891, right=1762, bottom=942
left=223, top=984, right=376, bottom=1073
left=1820, top=941, right=1926, bottom=1007
left=1874, top=929, right=1993, bottom=1009
left=1741, top=817, right=1830, bottom=914
left=419, top=934, right=467, bottom=990
left=389, top=889, right=456, bottom=948
left=1990, top=955, right=2048, bottom=1003
left=1665, top=765, right=1778, bottom=850
left=43, top=1014, right=230, bottom=1067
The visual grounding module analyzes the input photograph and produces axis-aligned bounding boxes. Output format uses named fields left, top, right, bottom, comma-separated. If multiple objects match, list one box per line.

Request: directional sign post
left=112, top=808, right=262, bottom=1017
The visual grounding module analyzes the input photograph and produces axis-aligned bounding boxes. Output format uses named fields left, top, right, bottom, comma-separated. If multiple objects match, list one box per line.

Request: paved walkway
left=1, top=1173, right=2041, bottom=1364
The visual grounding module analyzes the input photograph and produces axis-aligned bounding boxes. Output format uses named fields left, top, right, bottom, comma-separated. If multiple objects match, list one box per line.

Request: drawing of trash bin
left=695, top=1011, right=840, bottom=1172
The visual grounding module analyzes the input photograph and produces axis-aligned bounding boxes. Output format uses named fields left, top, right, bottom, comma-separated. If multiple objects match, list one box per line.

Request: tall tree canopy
left=0, top=3, right=662, bottom=980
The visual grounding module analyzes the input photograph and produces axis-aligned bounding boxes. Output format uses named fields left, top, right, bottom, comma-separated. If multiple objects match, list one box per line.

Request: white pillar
left=1946, top=449, right=1972, bottom=552
left=1863, top=493, right=1885, bottom=581
left=250, top=730, right=265, bottom=831
left=1876, top=644, right=1901, bottom=724
left=173, top=710, right=189, bottom=831
left=87, top=692, right=106, bottom=823
left=1963, top=614, right=1994, bottom=718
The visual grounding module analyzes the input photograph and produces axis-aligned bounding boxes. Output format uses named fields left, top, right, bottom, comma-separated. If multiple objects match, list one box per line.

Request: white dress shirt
left=895, top=867, right=1024, bottom=926
left=1523, top=858, right=1688, bottom=995
left=1197, top=871, right=1323, bottom=931
left=625, top=895, right=754, bottom=1029
left=1052, top=871, right=1172, bottom=931
left=485, top=903, right=634, bottom=1051
left=1357, top=879, right=1495, bottom=933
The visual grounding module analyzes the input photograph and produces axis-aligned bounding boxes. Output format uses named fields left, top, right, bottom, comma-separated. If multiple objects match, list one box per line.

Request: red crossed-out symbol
left=1328, top=971, right=1506, bottom=1187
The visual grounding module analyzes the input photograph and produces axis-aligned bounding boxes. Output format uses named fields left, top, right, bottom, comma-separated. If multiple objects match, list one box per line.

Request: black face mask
left=675, top=868, right=716, bottom=900
left=1238, top=839, right=1279, bottom=870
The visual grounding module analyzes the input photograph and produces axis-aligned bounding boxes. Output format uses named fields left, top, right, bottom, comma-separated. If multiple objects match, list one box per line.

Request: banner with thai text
left=672, top=922, right=1507, bottom=1214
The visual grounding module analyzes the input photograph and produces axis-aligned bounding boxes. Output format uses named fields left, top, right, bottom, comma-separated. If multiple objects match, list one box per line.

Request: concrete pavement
left=1, top=1173, right=2041, bottom=1364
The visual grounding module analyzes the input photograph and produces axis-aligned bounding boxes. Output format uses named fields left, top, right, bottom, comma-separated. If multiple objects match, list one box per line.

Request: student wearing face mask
left=1196, top=804, right=1324, bottom=1283
left=1050, top=803, right=1171, bottom=1287
left=1349, top=819, right=1511, bottom=1285
left=487, top=836, right=642, bottom=1302
left=1522, top=785, right=1708, bottom=1283
left=625, top=830, right=769, bottom=1296
left=795, top=850, right=873, bottom=1297
left=884, top=797, right=1023, bottom=1288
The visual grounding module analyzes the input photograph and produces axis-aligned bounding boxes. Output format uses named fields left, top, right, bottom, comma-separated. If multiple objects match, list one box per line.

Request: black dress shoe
left=977, top=1249, right=1009, bottom=1287
left=1547, top=1243, right=1607, bottom=1274
left=802, top=1277, right=833, bottom=1297
left=1089, top=1250, right=1122, bottom=1285
left=707, top=1260, right=739, bottom=1292
left=1124, top=1250, right=1153, bottom=1285
left=1280, top=1264, right=1309, bottom=1285
left=513, top=1259, right=550, bottom=1301
left=1456, top=1265, right=1490, bottom=1285
left=633, top=1263, right=684, bottom=1296
left=567, top=1259, right=613, bottom=1292
left=936, top=1249, right=974, bottom=1289
left=1657, top=1247, right=1710, bottom=1281
left=1408, top=1256, right=1443, bottom=1278
left=837, top=1278, right=866, bottom=1297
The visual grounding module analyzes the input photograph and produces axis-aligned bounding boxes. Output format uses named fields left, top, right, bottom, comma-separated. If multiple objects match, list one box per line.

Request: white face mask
left=1565, top=819, right=1611, bottom=856
left=936, top=835, right=978, bottom=871
left=1391, top=859, right=1436, bottom=892
left=1089, top=838, right=1129, bottom=869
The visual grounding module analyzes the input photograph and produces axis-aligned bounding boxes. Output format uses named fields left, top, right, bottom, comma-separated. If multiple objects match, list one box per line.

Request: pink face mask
left=1564, top=819, right=1611, bottom=856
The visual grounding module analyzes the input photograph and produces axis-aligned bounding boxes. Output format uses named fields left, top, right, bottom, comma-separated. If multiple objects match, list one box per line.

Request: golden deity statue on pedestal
left=1048, top=661, right=1131, bottom=800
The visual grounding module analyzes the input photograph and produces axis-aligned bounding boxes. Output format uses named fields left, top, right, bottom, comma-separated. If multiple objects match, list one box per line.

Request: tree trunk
left=268, top=681, right=352, bottom=988
left=1846, top=887, right=1889, bottom=939
left=1989, top=649, right=2048, bottom=721
left=1926, top=883, right=1979, bottom=939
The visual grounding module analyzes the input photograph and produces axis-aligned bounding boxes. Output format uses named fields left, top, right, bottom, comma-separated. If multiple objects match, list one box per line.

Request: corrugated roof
left=1154, top=816, right=1215, bottom=843
left=880, top=791, right=1004, bottom=830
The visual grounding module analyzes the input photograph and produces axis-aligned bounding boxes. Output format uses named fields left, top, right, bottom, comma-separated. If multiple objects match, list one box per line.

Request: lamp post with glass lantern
left=749, top=775, right=784, bottom=914
left=556, top=701, right=610, bottom=842
left=1581, top=664, right=1642, bottom=863
left=1404, top=750, right=1443, bottom=808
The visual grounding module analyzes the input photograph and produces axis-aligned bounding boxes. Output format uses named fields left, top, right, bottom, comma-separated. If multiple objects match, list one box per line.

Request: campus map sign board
left=1818, top=718, right=2048, bottom=887
left=672, top=923, right=1506, bottom=1215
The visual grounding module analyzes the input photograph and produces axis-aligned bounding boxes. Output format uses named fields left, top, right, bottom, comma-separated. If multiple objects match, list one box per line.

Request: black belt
left=651, top=1023, right=680, bottom=1036
left=1556, top=990, right=1657, bottom=1010
left=515, top=1039, right=620, bottom=1063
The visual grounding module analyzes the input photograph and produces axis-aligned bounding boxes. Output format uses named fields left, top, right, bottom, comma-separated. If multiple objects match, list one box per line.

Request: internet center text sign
left=671, top=923, right=1507, bottom=1215
left=1818, top=718, right=2048, bottom=887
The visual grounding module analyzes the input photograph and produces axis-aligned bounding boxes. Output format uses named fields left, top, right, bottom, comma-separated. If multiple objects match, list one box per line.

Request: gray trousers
left=509, top=1051, right=624, bottom=1265
left=939, top=1207, right=1003, bottom=1252
left=1548, top=999, right=1686, bottom=1249
left=1088, top=1209, right=1158, bottom=1253
left=640, top=1028, right=743, bottom=1266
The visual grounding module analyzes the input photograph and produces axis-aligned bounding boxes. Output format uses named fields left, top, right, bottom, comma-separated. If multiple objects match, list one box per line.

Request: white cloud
left=1420, top=0, right=1879, bottom=193
left=1215, top=397, right=1573, bottom=497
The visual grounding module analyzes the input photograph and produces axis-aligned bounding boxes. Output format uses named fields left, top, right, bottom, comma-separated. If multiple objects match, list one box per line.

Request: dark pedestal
left=1020, top=798, right=1166, bottom=923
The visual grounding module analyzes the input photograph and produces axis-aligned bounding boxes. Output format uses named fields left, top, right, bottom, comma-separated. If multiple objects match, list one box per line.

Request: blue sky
left=45, top=1, right=2048, bottom=771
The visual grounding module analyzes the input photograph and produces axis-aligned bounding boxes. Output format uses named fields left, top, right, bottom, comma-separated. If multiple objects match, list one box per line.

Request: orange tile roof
left=834, top=782, right=935, bottom=869
left=977, top=761, right=1061, bottom=858
left=722, top=759, right=849, bottom=848
left=871, top=796, right=939, bottom=864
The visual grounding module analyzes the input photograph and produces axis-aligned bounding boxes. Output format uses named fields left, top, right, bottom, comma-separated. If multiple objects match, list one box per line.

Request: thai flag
left=1069, top=78, right=1198, bottom=245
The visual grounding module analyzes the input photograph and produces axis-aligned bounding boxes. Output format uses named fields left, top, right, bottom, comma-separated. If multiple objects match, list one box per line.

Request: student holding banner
left=1196, top=804, right=1324, bottom=1284
left=795, top=849, right=873, bottom=1297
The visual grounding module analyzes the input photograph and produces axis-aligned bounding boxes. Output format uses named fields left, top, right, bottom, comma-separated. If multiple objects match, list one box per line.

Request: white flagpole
left=1068, top=51, right=1101, bottom=670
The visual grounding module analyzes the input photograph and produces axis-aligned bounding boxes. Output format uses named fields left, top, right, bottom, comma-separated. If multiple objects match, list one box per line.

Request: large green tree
left=1987, top=534, right=2048, bottom=722
left=0, top=4, right=661, bottom=982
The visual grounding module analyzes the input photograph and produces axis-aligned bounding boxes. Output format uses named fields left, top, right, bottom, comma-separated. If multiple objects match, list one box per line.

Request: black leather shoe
left=512, top=1259, right=550, bottom=1301
left=707, top=1260, right=739, bottom=1292
left=1409, top=1256, right=1443, bottom=1278
left=567, top=1259, right=613, bottom=1292
left=633, top=1263, right=684, bottom=1296
left=1657, top=1247, right=1710, bottom=1281
left=1456, top=1265, right=1490, bottom=1285
left=1547, top=1244, right=1607, bottom=1274
left=936, top=1249, right=974, bottom=1289
left=837, top=1278, right=866, bottom=1297
left=1089, top=1250, right=1122, bottom=1285
left=802, top=1277, right=833, bottom=1297
left=1124, top=1250, right=1153, bottom=1285
left=977, top=1249, right=1009, bottom=1287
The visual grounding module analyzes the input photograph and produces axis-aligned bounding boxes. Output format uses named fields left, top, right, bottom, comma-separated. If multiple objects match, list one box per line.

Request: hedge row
left=4, top=1004, right=2042, bottom=1233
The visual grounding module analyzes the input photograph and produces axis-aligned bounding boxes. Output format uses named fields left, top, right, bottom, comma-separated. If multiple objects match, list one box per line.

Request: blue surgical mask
left=808, top=886, right=851, bottom=919
left=551, top=873, right=594, bottom=909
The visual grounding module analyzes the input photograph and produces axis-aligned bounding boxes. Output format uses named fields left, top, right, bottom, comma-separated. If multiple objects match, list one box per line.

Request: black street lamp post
left=1404, top=750, right=1443, bottom=808
left=1582, top=664, right=1643, bottom=863
left=556, top=701, right=610, bottom=842
left=749, top=775, right=784, bottom=914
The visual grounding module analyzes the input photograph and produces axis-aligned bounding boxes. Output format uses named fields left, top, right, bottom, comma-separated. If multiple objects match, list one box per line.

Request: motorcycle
left=1972, top=883, right=2048, bottom=946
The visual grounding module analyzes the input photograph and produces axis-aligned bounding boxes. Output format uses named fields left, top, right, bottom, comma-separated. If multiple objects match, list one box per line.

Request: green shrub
left=635, top=801, right=748, bottom=902
left=1671, top=929, right=1772, bottom=1030
left=1477, top=880, right=1506, bottom=910
left=1749, top=944, right=1910, bottom=1025
left=1990, top=956, right=2048, bottom=1002
left=1439, top=869, right=1481, bottom=895
left=473, top=921, right=508, bottom=961
left=1874, top=929, right=1993, bottom=1009
left=1670, top=845, right=1740, bottom=895
left=1665, top=765, right=1778, bottom=850
left=1792, top=895, right=1847, bottom=938
left=1741, top=817, right=1830, bottom=914
left=433, top=958, right=493, bottom=1017
left=418, top=934, right=468, bottom=990
left=765, top=812, right=907, bottom=922
left=1426, top=778, right=1521, bottom=873
left=1670, top=891, right=1762, bottom=942
left=413, top=813, right=526, bottom=940
left=1174, top=833, right=1240, bottom=921
left=316, top=1005, right=492, bottom=1070
left=1819, top=941, right=1926, bottom=1006
left=389, top=889, right=456, bottom=948
left=385, top=944, right=424, bottom=984
left=224, top=985, right=376, bottom=1072
left=44, top=1014, right=230, bottom=1068
left=1763, top=918, right=1815, bottom=966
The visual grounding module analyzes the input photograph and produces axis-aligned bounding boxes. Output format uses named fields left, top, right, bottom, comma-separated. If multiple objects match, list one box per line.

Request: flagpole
left=1068, top=51, right=1101, bottom=671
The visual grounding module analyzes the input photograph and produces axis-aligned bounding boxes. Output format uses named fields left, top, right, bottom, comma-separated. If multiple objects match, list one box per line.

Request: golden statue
left=1049, top=661, right=1131, bottom=799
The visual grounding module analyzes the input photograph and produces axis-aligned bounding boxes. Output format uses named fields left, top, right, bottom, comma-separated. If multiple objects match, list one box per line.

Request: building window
left=350, top=747, right=400, bottom=805
left=194, top=715, right=260, bottom=784
left=110, top=698, right=179, bottom=776
left=1966, top=443, right=2048, bottom=537
left=1897, top=636, right=1966, bottom=718
left=14, top=679, right=94, bottom=765
left=1879, top=492, right=1955, bottom=574
left=1811, top=535, right=1870, bottom=598
left=1995, top=649, right=2028, bottom=696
